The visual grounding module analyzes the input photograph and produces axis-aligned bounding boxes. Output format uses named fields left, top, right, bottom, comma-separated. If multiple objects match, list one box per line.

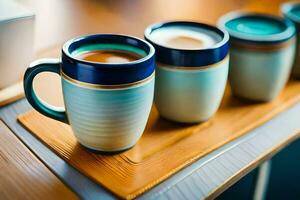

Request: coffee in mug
left=145, top=21, right=229, bottom=123
left=24, top=34, right=155, bottom=152
left=75, top=49, right=143, bottom=63
left=148, top=26, right=219, bottom=49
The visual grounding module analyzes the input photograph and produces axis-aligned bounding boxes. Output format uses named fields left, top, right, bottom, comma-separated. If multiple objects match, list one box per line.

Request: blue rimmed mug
left=219, top=11, right=296, bottom=101
left=24, top=34, right=155, bottom=152
left=145, top=21, right=229, bottom=123
left=281, top=2, right=300, bottom=78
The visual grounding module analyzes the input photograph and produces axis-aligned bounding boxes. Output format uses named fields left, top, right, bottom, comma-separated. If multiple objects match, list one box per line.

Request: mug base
left=79, top=142, right=135, bottom=154
left=232, top=93, right=276, bottom=103
left=159, top=113, right=211, bottom=124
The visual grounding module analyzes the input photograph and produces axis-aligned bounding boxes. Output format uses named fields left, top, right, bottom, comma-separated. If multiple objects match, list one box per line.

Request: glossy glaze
left=145, top=21, right=229, bottom=123
left=229, top=44, right=295, bottom=101
left=24, top=34, right=155, bottom=152
left=144, top=21, right=229, bottom=66
left=219, top=11, right=296, bottom=101
left=218, top=12, right=295, bottom=44
left=62, top=74, right=154, bottom=151
left=62, top=34, right=155, bottom=85
left=155, top=56, right=229, bottom=123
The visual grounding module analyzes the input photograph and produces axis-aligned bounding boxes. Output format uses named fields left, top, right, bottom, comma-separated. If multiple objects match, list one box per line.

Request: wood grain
left=0, top=82, right=24, bottom=107
left=17, top=80, right=300, bottom=199
left=0, top=120, right=78, bottom=200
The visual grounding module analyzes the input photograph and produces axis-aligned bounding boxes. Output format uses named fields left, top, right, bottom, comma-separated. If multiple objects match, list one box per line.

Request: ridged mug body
left=23, top=34, right=156, bottom=152
left=155, top=57, right=229, bottom=123
left=62, top=74, right=154, bottom=151
left=145, top=21, right=230, bottom=123
left=219, top=11, right=296, bottom=101
left=229, top=44, right=295, bottom=101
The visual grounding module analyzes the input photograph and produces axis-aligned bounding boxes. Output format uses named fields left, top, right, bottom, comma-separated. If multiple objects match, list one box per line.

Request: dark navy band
left=218, top=12, right=296, bottom=45
left=144, top=21, right=229, bottom=67
left=62, top=34, right=155, bottom=85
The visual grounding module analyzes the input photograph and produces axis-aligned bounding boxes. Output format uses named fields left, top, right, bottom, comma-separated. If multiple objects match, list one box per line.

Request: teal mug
left=145, top=21, right=229, bottom=123
left=24, top=34, right=155, bottom=152
left=219, top=12, right=296, bottom=101
left=281, top=2, right=300, bottom=78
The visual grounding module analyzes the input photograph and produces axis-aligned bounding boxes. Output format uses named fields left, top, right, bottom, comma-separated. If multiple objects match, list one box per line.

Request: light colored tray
left=0, top=82, right=24, bottom=107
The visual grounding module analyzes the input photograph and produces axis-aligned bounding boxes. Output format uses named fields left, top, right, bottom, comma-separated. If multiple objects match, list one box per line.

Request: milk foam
left=149, top=26, right=222, bottom=50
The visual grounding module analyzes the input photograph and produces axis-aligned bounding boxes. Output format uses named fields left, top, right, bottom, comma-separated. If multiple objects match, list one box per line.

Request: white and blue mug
left=24, top=34, right=155, bottom=152
left=281, top=2, right=300, bottom=78
left=219, top=12, right=296, bottom=101
left=145, top=22, right=229, bottom=123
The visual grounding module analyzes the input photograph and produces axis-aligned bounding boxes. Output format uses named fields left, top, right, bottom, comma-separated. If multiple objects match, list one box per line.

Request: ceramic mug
left=281, top=2, right=300, bottom=78
left=24, top=34, right=155, bottom=152
left=145, top=21, right=229, bottom=123
left=218, top=12, right=296, bottom=101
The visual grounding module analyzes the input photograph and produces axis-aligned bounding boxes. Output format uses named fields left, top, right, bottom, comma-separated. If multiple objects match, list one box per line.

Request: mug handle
left=23, top=58, right=68, bottom=123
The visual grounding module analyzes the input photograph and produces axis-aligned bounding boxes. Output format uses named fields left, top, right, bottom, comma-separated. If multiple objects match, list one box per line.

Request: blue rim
left=281, top=2, right=300, bottom=24
left=62, top=34, right=155, bottom=85
left=218, top=11, right=296, bottom=45
left=144, top=21, right=229, bottom=67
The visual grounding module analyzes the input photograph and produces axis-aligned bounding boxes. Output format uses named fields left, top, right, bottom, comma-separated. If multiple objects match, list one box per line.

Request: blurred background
left=6, top=1, right=300, bottom=199
left=17, top=0, right=283, bottom=52
left=14, top=0, right=286, bottom=108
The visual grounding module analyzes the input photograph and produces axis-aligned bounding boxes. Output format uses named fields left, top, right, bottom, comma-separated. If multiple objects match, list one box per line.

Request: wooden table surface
left=2, top=0, right=300, bottom=199
left=0, top=120, right=78, bottom=200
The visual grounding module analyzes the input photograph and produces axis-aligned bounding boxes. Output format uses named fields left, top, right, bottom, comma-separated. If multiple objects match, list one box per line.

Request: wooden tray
left=0, top=82, right=24, bottom=107
left=18, top=80, right=300, bottom=199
